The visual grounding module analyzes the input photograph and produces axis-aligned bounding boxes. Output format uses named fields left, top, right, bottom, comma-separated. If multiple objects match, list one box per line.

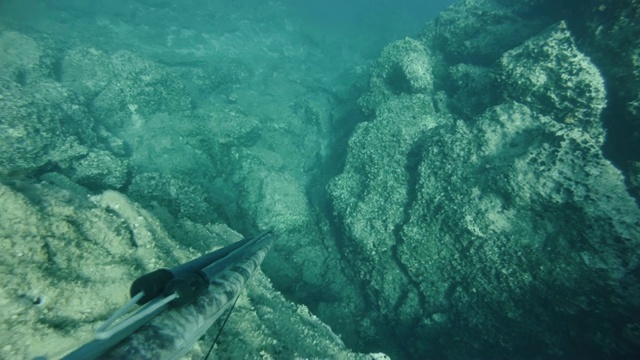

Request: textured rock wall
left=497, top=0, right=640, bottom=200
left=0, top=31, right=130, bottom=189
left=329, top=1, right=640, bottom=358
left=578, top=0, right=640, bottom=201
left=0, top=175, right=386, bottom=359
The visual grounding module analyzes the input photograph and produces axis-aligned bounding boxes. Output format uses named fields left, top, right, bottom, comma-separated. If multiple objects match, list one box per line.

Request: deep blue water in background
left=283, top=0, right=458, bottom=56
left=0, top=0, right=458, bottom=66
left=284, top=0, right=456, bottom=26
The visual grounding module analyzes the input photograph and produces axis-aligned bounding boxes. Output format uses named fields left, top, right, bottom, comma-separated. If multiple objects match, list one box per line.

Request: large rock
left=498, top=21, right=606, bottom=141
left=219, top=146, right=367, bottom=347
left=329, top=5, right=640, bottom=360
left=0, top=174, right=387, bottom=359
left=128, top=172, right=212, bottom=223
left=579, top=0, right=640, bottom=201
left=0, top=31, right=130, bottom=190
left=61, top=48, right=193, bottom=130
left=0, top=80, right=92, bottom=175
left=420, top=0, right=548, bottom=66
left=0, top=32, right=92, bottom=176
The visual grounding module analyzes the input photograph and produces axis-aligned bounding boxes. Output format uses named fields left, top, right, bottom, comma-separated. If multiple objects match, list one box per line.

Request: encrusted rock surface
left=329, top=2, right=640, bottom=358
left=0, top=175, right=386, bottom=360
left=0, top=31, right=130, bottom=190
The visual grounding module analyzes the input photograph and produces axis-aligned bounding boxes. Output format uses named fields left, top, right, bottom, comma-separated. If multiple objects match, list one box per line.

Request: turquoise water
left=1, top=1, right=639, bottom=359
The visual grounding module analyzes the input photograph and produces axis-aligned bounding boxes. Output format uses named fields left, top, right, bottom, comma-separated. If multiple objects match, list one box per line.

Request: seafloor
left=1, top=0, right=639, bottom=359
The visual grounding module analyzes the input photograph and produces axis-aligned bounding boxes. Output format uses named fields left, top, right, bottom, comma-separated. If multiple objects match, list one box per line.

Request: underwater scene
left=1, top=0, right=640, bottom=359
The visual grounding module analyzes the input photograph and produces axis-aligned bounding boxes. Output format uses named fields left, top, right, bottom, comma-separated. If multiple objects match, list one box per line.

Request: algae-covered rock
left=447, top=63, right=496, bottom=117
left=400, top=101, right=640, bottom=358
left=0, top=31, right=50, bottom=86
left=216, top=146, right=367, bottom=347
left=359, top=38, right=434, bottom=115
left=420, top=0, right=547, bottom=65
left=68, top=149, right=131, bottom=189
left=328, top=35, right=445, bottom=328
left=499, top=21, right=606, bottom=141
left=579, top=0, right=640, bottom=201
left=330, top=8, right=640, bottom=360
left=128, top=172, right=212, bottom=224
left=0, top=175, right=386, bottom=359
left=0, top=31, right=95, bottom=177
left=0, top=31, right=131, bottom=191
left=61, top=48, right=192, bottom=130
left=0, top=81, right=92, bottom=176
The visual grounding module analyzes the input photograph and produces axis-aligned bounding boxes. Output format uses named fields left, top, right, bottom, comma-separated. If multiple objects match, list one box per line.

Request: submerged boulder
left=0, top=174, right=386, bottom=359
left=0, top=31, right=131, bottom=191
left=330, top=5, right=640, bottom=359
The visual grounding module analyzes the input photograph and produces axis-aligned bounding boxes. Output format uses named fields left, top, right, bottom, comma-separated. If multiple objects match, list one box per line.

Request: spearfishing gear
left=62, top=230, right=276, bottom=360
